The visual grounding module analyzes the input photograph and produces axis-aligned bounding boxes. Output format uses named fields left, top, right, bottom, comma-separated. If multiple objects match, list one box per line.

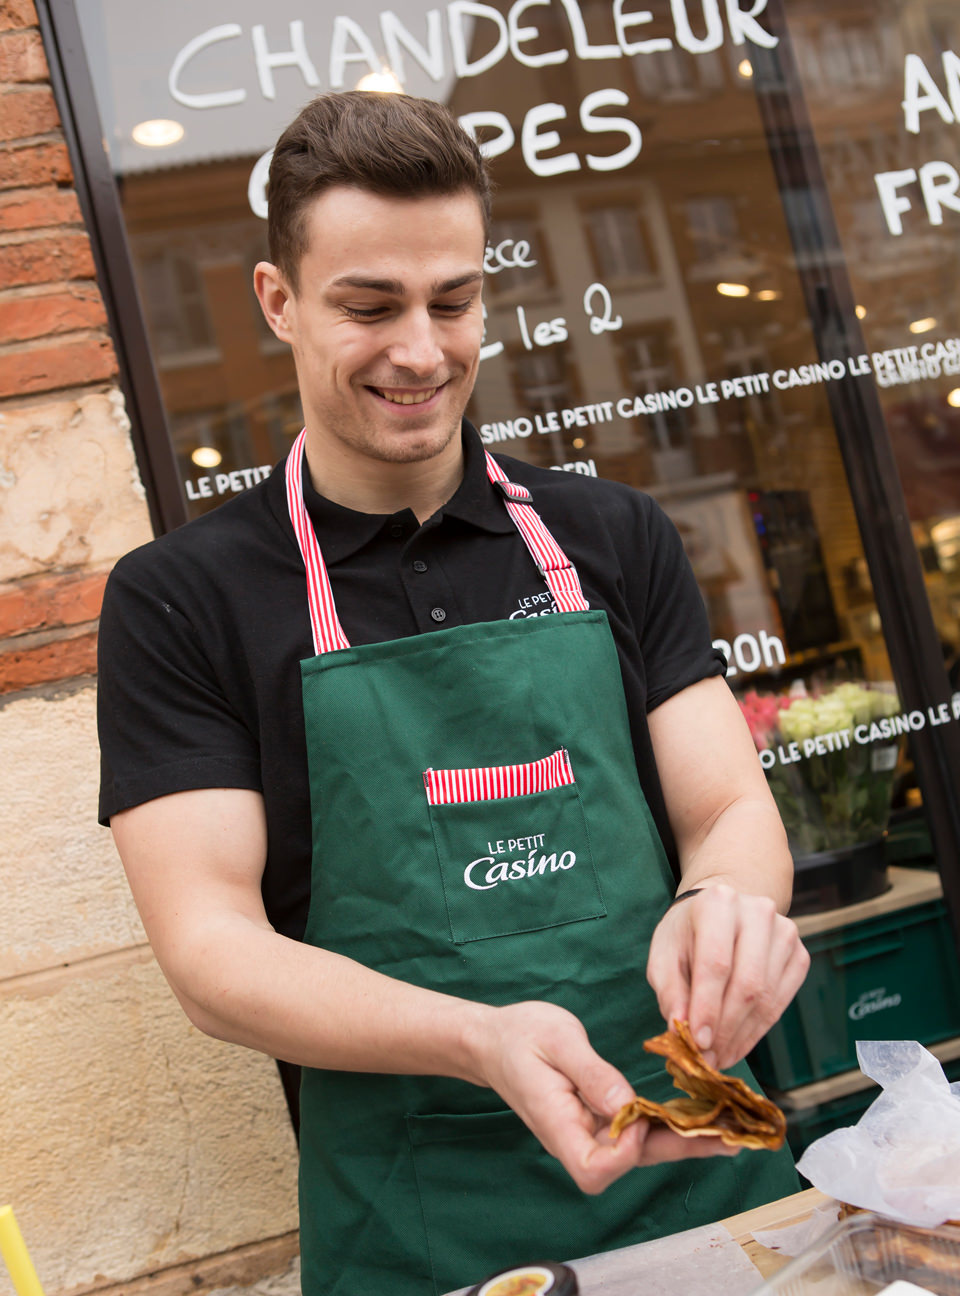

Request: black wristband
left=669, top=888, right=703, bottom=907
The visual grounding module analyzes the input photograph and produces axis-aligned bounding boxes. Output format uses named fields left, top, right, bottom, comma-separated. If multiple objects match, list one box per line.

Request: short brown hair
left=267, top=91, right=492, bottom=292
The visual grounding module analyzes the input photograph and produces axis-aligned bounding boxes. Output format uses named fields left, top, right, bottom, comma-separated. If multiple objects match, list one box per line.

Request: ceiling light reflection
left=132, top=119, right=184, bottom=148
left=717, top=282, right=750, bottom=297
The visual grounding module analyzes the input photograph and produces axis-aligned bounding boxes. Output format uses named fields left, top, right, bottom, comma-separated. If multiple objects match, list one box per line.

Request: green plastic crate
left=748, top=899, right=960, bottom=1090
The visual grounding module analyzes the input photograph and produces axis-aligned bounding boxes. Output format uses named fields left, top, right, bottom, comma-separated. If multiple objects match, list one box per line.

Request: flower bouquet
left=739, top=682, right=902, bottom=912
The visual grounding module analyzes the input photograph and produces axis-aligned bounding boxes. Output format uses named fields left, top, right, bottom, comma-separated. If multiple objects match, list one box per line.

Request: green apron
left=284, top=433, right=797, bottom=1296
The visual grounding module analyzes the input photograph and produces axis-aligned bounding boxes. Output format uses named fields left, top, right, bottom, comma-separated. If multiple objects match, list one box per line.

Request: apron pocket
left=424, top=749, right=606, bottom=944
left=405, top=1071, right=696, bottom=1295
left=406, top=1105, right=593, bottom=1292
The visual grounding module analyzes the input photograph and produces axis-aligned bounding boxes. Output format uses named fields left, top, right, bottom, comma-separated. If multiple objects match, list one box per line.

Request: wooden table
left=721, top=1186, right=833, bottom=1282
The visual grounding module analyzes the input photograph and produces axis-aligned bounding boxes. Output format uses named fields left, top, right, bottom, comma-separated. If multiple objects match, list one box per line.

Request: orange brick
left=0, top=284, right=106, bottom=342
left=0, top=628, right=98, bottom=693
left=0, top=231, right=94, bottom=288
left=0, top=570, right=108, bottom=637
left=0, top=2, right=39, bottom=33
left=0, top=333, right=116, bottom=396
left=0, top=29, right=47, bottom=81
left=0, top=186, right=80, bottom=231
left=0, top=141, right=72, bottom=189
left=0, top=87, right=59, bottom=142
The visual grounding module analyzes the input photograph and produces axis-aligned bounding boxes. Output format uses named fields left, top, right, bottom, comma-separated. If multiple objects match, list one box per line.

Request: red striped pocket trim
left=423, top=748, right=575, bottom=805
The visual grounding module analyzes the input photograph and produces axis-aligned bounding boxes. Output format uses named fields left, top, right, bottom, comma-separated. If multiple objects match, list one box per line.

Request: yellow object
left=0, top=1207, right=45, bottom=1296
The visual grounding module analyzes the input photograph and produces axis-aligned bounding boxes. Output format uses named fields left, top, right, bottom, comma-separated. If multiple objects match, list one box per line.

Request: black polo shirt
left=98, top=422, right=724, bottom=945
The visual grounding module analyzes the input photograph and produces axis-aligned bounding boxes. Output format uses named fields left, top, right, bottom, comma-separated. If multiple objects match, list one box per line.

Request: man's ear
left=254, top=261, right=294, bottom=343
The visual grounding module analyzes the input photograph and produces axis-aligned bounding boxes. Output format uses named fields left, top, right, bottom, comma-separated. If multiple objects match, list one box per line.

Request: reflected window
left=510, top=345, right=574, bottom=413
left=633, top=46, right=724, bottom=101
left=684, top=196, right=740, bottom=265
left=583, top=204, right=652, bottom=280
left=133, top=242, right=216, bottom=362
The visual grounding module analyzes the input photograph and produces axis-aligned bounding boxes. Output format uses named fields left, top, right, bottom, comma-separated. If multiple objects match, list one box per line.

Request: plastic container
left=748, top=899, right=960, bottom=1090
left=750, top=1212, right=960, bottom=1295
left=790, top=839, right=889, bottom=916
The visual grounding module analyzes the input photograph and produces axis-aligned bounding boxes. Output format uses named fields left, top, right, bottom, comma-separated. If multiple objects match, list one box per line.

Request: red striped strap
left=424, top=748, right=574, bottom=805
left=285, top=430, right=350, bottom=655
left=284, top=429, right=589, bottom=655
left=483, top=451, right=590, bottom=613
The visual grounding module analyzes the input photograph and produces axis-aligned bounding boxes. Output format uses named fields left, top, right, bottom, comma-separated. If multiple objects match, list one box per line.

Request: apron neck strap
left=285, top=431, right=351, bottom=656
left=482, top=450, right=589, bottom=614
left=285, top=429, right=589, bottom=656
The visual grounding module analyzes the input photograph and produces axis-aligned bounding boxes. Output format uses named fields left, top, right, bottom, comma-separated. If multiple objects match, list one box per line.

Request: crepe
left=610, top=1020, right=786, bottom=1150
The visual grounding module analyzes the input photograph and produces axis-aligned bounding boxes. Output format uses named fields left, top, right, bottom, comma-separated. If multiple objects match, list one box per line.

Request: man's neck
left=302, top=430, right=465, bottom=524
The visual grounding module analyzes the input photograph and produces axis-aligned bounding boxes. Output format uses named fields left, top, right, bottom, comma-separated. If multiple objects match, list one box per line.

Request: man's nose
left=385, top=309, right=445, bottom=375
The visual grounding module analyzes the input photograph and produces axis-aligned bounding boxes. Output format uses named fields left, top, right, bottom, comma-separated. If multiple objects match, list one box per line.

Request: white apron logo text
left=848, top=987, right=902, bottom=1020
left=465, top=849, right=577, bottom=891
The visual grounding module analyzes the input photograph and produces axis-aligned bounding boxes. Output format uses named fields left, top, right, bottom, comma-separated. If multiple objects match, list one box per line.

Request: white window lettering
left=449, top=1, right=510, bottom=77
left=381, top=9, right=446, bottom=83
left=169, top=25, right=246, bottom=110
left=251, top=21, right=320, bottom=101
left=329, top=17, right=381, bottom=89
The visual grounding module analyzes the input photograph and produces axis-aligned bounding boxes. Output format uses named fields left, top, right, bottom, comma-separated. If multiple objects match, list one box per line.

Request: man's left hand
left=646, top=884, right=810, bottom=1069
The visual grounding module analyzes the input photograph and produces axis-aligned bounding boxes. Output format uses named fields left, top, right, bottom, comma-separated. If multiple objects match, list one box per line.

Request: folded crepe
left=610, top=1020, right=786, bottom=1150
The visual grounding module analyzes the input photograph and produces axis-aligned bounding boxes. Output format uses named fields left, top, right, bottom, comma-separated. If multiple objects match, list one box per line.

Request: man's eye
left=342, top=305, right=388, bottom=319
left=434, top=299, right=474, bottom=314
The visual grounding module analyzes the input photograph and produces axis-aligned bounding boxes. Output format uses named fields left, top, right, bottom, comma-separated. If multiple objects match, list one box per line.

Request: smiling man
left=98, top=92, right=808, bottom=1296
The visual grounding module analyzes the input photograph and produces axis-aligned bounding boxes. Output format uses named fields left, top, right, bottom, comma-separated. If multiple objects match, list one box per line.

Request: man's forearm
left=672, top=795, right=793, bottom=913
left=171, top=911, right=495, bottom=1080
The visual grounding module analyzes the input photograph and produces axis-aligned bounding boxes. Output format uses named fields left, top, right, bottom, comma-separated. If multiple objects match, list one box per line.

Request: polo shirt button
left=430, top=607, right=446, bottom=623
left=390, top=524, right=404, bottom=538
left=413, top=559, right=428, bottom=573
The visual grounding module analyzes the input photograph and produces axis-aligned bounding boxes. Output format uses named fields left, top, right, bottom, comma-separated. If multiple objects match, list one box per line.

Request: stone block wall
left=0, top=6, right=299, bottom=1295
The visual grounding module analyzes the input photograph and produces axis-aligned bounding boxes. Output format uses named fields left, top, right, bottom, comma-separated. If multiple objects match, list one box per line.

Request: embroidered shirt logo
left=509, top=590, right=557, bottom=619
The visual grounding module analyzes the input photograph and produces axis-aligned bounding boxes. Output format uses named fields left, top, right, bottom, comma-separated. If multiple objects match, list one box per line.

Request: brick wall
left=0, top=5, right=299, bottom=1295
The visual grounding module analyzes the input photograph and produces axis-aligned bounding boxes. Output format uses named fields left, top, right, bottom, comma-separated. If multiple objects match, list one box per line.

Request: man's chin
left=373, top=427, right=461, bottom=464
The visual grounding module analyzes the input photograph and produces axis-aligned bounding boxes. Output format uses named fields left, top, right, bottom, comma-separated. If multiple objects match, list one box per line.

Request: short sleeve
left=638, top=499, right=728, bottom=711
left=97, top=554, right=262, bottom=824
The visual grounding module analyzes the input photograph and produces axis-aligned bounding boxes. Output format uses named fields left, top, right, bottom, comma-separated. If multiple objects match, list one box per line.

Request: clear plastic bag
left=795, top=1042, right=960, bottom=1228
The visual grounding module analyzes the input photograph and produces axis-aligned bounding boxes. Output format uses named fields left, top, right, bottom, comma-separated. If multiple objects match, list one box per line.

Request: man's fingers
left=696, top=894, right=778, bottom=1062
left=683, top=886, right=740, bottom=1052
left=526, top=1081, right=646, bottom=1194
left=716, top=937, right=810, bottom=1068
left=544, top=1025, right=635, bottom=1119
left=637, top=1125, right=741, bottom=1166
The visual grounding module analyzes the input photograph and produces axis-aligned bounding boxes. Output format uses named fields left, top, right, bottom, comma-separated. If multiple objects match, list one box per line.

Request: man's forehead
left=298, top=187, right=486, bottom=281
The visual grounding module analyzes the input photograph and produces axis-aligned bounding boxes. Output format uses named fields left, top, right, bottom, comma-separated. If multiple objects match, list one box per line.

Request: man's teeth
left=377, top=387, right=438, bottom=405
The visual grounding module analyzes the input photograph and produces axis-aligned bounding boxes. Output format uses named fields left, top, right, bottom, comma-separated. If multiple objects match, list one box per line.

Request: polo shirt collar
left=276, top=420, right=516, bottom=564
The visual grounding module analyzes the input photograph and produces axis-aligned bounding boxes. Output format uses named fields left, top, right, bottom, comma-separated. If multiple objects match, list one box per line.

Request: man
left=98, top=91, right=808, bottom=1296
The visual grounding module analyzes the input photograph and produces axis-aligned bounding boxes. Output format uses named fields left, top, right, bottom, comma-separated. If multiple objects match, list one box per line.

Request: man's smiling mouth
left=371, top=385, right=440, bottom=405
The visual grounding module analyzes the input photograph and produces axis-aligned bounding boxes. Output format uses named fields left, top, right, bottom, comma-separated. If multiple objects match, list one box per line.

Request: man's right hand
left=462, top=1000, right=739, bottom=1195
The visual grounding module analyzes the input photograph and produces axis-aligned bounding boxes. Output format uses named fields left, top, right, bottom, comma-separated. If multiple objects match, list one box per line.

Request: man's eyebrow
left=328, top=271, right=483, bottom=294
